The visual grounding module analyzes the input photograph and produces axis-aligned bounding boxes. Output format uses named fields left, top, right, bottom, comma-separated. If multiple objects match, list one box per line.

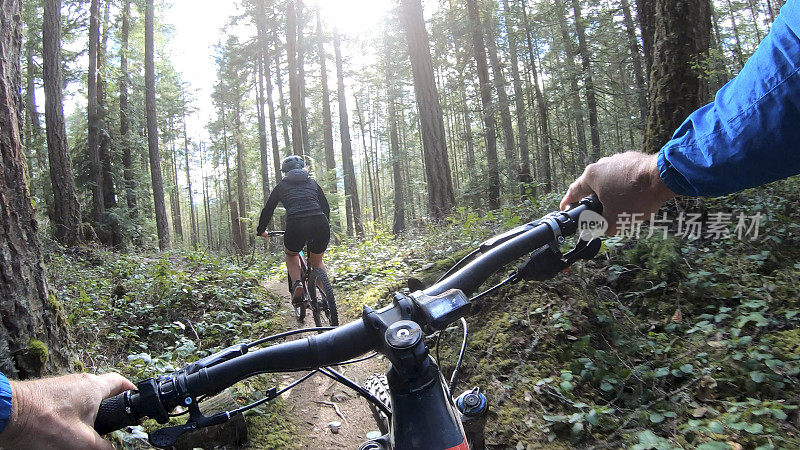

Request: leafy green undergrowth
left=431, top=179, right=800, bottom=449
left=47, top=248, right=296, bottom=447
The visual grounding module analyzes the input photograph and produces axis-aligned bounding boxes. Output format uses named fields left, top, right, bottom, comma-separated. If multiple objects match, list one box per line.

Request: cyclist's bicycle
left=265, top=230, right=339, bottom=327
left=95, top=195, right=603, bottom=449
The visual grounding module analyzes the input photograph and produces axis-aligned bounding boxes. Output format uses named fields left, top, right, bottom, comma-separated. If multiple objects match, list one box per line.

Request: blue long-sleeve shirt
left=657, top=0, right=800, bottom=196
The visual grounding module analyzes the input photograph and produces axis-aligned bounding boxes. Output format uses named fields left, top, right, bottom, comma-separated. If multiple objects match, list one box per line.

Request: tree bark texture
left=1, top=0, right=71, bottom=378
left=465, top=0, right=500, bottom=210
left=146, top=0, right=170, bottom=250
left=643, top=0, right=711, bottom=154
left=43, top=0, right=82, bottom=246
left=334, top=31, right=364, bottom=236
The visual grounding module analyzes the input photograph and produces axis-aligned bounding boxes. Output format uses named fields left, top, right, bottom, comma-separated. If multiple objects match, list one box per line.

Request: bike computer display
left=410, top=289, right=471, bottom=332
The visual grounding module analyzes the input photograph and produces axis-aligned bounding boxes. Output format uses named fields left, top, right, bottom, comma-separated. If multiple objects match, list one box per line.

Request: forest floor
left=46, top=178, right=800, bottom=449
left=261, top=279, right=385, bottom=449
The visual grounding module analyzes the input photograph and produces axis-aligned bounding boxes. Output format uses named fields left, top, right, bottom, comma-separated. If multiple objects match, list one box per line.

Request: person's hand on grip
left=560, top=152, right=676, bottom=235
left=0, top=372, right=135, bottom=450
left=260, top=231, right=269, bottom=239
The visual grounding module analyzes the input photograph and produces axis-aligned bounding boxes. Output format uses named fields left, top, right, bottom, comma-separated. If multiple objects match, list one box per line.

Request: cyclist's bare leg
left=308, top=252, right=326, bottom=272
left=285, top=249, right=303, bottom=297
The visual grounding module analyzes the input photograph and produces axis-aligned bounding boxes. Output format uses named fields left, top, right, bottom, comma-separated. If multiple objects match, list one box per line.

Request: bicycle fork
left=358, top=388, right=488, bottom=450
left=455, top=387, right=489, bottom=450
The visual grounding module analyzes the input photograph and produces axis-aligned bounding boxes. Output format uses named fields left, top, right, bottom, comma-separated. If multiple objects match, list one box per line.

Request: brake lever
left=515, top=237, right=601, bottom=281
left=148, top=386, right=279, bottom=448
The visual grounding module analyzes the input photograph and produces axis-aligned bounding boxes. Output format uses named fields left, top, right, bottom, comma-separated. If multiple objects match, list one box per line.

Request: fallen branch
left=314, top=400, right=346, bottom=422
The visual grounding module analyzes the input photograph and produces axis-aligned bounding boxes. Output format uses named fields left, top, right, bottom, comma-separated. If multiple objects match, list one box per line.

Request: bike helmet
left=281, top=155, right=305, bottom=173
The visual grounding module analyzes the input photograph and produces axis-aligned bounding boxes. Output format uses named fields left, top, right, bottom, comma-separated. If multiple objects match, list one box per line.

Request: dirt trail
left=262, top=280, right=385, bottom=449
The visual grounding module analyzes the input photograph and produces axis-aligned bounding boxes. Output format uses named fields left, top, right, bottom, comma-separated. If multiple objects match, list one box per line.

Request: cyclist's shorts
left=284, top=214, right=330, bottom=254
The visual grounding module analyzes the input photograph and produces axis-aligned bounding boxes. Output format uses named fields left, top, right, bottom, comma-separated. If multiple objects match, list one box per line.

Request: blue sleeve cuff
left=657, top=148, right=696, bottom=197
left=0, top=372, right=11, bottom=434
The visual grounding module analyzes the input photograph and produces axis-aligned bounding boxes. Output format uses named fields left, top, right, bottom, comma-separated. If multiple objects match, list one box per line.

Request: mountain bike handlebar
left=94, top=195, right=602, bottom=439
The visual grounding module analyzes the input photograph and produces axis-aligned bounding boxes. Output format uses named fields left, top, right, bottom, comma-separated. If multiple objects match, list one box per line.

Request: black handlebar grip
left=584, top=193, right=603, bottom=214
left=94, top=391, right=139, bottom=435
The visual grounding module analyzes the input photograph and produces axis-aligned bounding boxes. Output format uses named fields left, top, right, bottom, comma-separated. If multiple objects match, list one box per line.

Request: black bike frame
left=94, top=195, right=603, bottom=450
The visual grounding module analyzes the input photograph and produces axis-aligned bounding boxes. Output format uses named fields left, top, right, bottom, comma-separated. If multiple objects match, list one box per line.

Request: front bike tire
left=309, top=269, right=339, bottom=327
left=365, top=373, right=391, bottom=435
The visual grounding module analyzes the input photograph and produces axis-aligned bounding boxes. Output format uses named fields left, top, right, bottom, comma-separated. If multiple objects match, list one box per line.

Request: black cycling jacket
left=256, top=169, right=330, bottom=234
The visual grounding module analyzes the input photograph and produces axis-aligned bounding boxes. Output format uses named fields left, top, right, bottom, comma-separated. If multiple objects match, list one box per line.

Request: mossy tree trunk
left=643, top=0, right=711, bottom=154
left=1, top=0, right=71, bottom=378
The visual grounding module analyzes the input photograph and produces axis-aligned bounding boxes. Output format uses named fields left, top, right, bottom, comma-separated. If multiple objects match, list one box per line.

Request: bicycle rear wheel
left=290, top=271, right=306, bottom=322
left=309, top=268, right=339, bottom=327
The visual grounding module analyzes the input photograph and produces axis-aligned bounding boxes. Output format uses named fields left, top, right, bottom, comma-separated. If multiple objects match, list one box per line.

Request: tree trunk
left=264, top=54, right=282, bottom=185
left=725, top=0, right=746, bottom=69
left=571, top=0, right=602, bottom=161
left=621, top=0, right=648, bottom=125
left=183, top=113, right=198, bottom=248
left=23, top=2, right=50, bottom=218
left=42, top=0, right=82, bottom=246
left=1, top=0, right=71, bottom=378
left=254, top=2, right=272, bottom=202
left=145, top=0, right=170, bottom=250
left=256, top=57, right=270, bottom=205
left=286, top=1, right=304, bottom=156
left=334, top=31, right=363, bottom=236
left=234, top=104, right=249, bottom=253
left=273, top=30, right=291, bottom=155
left=555, top=0, right=588, bottom=167
left=399, top=0, right=455, bottom=219
left=520, top=0, right=552, bottom=193
left=502, top=0, right=531, bottom=184
left=465, top=0, right=500, bottom=210
left=385, top=39, right=405, bottom=234
left=200, top=143, right=213, bottom=248
left=485, top=10, right=517, bottom=180
left=169, top=127, right=184, bottom=243
left=318, top=11, right=337, bottom=194
left=98, top=0, right=115, bottom=211
left=747, top=0, right=762, bottom=44
left=119, top=0, right=136, bottom=213
left=87, top=0, right=104, bottom=223
left=221, top=108, right=244, bottom=253
left=354, top=96, right=378, bottom=224
left=296, top=0, right=311, bottom=157
left=636, top=0, right=655, bottom=76
left=643, top=0, right=711, bottom=154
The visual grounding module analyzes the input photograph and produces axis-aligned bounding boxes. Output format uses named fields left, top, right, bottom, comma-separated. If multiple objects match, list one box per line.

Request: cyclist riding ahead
left=256, top=155, right=331, bottom=309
